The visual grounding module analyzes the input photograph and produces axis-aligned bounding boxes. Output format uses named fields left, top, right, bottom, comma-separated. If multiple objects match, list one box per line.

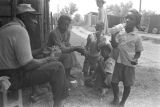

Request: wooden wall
left=0, top=0, right=50, bottom=50
left=28, top=0, right=50, bottom=49
left=0, top=0, right=17, bottom=26
left=17, top=0, right=50, bottom=49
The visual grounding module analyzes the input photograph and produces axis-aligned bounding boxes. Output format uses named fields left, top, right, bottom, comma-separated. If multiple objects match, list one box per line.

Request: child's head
left=95, top=22, right=104, bottom=32
left=100, top=44, right=112, bottom=59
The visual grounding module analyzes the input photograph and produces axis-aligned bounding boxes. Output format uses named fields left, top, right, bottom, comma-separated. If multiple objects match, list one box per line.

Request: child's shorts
left=111, top=63, right=135, bottom=86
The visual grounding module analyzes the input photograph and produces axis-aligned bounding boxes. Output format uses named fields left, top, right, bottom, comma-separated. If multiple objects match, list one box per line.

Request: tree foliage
left=72, top=13, right=84, bottom=25
left=106, top=1, right=133, bottom=17
left=141, top=10, right=156, bottom=16
left=73, top=14, right=82, bottom=22
left=60, top=2, right=78, bottom=16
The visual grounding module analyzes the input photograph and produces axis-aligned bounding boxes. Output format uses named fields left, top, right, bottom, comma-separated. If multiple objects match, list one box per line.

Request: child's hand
left=98, top=56, right=104, bottom=63
left=130, top=59, right=138, bottom=65
left=110, top=34, right=119, bottom=48
left=74, top=46, right=85, bottom=54
left=83, top=50, right=90, bottom=56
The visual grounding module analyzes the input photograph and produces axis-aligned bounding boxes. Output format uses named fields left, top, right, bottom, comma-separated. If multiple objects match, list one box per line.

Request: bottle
left=50, top=46, right=55, bottom=57
left=54, top=46, right=62, bottom=57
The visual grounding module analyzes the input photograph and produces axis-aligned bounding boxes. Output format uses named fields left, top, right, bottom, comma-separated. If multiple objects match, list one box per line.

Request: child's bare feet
left=117, top=102, right=125, bottom=107
left=101, top=88, right=109, bottom=97
left=110, top=98, right=119, bottom=105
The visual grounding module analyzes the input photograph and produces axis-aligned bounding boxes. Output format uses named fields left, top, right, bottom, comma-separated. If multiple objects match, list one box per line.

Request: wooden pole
left=38, top=0, right=45, bottom=48
left=50, top=12, right=53, bottom=30
left=139, top=0, right=142, bottom=13
left=11, top=0, right=17, bottom=20
left=96, top=0, right=108, bottom=34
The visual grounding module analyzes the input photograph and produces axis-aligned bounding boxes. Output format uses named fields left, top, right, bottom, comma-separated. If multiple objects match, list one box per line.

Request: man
left=47, top=15, right=84, bottom=80
left=0, top=4, right=68, bottom=107
left=110, top=9, right=143, bottom=107
left=96, top=0, right=109, bottom=34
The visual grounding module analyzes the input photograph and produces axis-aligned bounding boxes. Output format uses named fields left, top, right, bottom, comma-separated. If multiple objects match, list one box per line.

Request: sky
left=50, top=0, right=160, bottom=16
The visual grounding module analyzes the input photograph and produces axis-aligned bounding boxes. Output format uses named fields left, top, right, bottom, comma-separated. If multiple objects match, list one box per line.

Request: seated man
left=47, top=15, right=84, bottom=80
left=0, top=4, right=68, bottom=107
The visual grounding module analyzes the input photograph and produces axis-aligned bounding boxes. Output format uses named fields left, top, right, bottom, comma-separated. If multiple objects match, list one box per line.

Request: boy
left=94, top=43, right=115, bottom=94
left=110, top=9, right=143, bottom=107
left=82, top=22, right=106, bottom=79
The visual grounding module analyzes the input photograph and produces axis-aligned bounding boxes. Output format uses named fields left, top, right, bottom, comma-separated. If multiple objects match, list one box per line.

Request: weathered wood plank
left=0, top=5, right=11, bottom=16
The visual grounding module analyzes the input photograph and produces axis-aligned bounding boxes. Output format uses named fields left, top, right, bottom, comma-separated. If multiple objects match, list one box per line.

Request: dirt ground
left=63, top=66, right=160, bottom=107
left=65, top=28, right=160, bottom=107
left=22, top=27, right=160, bottom=107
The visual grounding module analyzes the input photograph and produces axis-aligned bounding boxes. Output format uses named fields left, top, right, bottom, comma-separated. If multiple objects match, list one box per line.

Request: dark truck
left=148, top=15, right=160, bottom=34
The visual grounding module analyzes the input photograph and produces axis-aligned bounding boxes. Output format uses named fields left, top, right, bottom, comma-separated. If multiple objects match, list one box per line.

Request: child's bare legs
left=82, top=58, right=90, bottom=77
left=111, top=82, right=119, bottom=104
left=119, top=86, right=131, bottom=107
left=111, top=82, right=131, bottom=107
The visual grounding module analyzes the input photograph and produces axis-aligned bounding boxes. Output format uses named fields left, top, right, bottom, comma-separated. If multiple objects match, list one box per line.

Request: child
left=94, top=43, right=115, bottom=93
left=110, top=9, right=143, bottom=107
left=82, top=22, right=106, bottom=79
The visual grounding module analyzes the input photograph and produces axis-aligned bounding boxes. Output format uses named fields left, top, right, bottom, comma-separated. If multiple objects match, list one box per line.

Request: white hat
left=16, top=4, right=41, bottom=15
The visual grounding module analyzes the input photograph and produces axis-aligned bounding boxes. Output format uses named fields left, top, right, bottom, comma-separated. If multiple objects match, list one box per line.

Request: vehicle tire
left=152, top=27, right=158, bottom=34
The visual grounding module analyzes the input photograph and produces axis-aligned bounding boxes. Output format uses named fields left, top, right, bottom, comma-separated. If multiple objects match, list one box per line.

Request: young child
left=82, top=22, right=106, bottom=79
left=110, top=9, right=143, bottom=107
left=94, top=43, right=115, bottom=93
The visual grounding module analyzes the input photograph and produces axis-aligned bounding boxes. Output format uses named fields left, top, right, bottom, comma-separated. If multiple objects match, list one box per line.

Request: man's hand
left=73, top=46, right=85, bottom=54
left=82, top=50, right=90, bottom=56
left=46, top=56, right=59, bottom=62
left=42, top=47, right=51, bottom=56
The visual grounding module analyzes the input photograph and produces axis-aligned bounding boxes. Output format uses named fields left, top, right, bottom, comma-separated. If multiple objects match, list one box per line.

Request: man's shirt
left=0, top=19, right=33, bottom=69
